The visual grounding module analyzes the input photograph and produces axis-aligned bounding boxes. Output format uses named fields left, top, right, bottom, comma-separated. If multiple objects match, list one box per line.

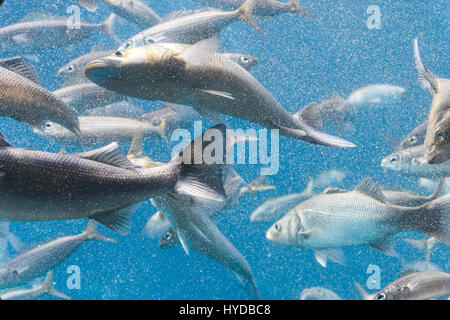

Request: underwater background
left=0, top=0, right=448, bottom=299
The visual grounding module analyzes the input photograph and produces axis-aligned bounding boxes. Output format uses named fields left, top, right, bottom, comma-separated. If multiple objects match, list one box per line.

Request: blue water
left=0, top=0, right=448, bottom=300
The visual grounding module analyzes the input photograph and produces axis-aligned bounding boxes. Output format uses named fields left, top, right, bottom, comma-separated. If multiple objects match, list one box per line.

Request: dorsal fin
left=75, top=142, right=135, bottom=169
left=413, top=39, right=439, bottom=95
left=322, top=187, right=347, bottom=195
left=0, top=57, right=41, bottom=85
left=161, top=8, right=215, bottom=22
left=354, top=177, right=387, bottom=203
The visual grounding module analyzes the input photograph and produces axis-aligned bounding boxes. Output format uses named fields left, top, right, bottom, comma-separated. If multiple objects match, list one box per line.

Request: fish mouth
left=426, top=150, right=447, bottom=164
left=84, top=59, right=120, bottom=85
left=265, top=228, right=276, bottom=242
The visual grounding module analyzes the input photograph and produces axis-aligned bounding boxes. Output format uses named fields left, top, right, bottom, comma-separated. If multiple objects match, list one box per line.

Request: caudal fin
left=84, top=220, right=117, bottom=242
left=289, top=0, right=315, bottom=19
left=237, top=0, right=266, bottom=34
left=416, top=194, right=450, bottom=245
left=42, top=271, right=71, bottom=300
left=102, top=14, right=120, bottom=44
left=78, top=0, right=97, bottom=12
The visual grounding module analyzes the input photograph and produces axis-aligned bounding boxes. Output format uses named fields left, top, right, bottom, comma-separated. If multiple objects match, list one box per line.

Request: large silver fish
left=85, top=39, right=355, bottom=148
left=414, top=39, right=450, bottom=164
left=0, top=222, right=113, bottom=288
left=355, top=271, right=450, bottom=300
left=0, top=125, right=228, bottom=235
left=102, top=0, right=161, bottom=30
left=118, top=0, right=264, bottom=49
left=266, top=178, right=450, bottom=267
left=381, top=145, right=450, bottom=178
left=0, top=57, right=83, bottom=144
left=0, top=271, right=70, bottom=300
left=0, top=14, right=118, bottom=55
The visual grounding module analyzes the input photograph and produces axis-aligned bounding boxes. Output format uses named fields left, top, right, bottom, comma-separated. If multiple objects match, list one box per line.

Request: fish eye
left=144, top=36, right=154, bottom=44
left=274, top=224, right=282, bottom=232
left=240, top=56, right=249, bottom=64
left=67, top=65, right=74, bottom=72
left=114, top=51, right=124, bottom=57
left=390, top=156, right=397, bottom=163
left=163, top=232, right=172, bottom=240
left=435, top=130, right=444, bottom=142
left=45, top=122, right=53, bottom=129
left=408, top=136, right=417, bottom=144
left=412, top=158, right=420, bottom=165
left=375, top=293, right=386, bottom=300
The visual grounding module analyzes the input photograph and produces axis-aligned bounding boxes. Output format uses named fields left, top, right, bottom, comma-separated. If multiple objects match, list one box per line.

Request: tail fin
left=84, top=220, right=117, bottom=242
left=244, top=175, right=276, bottom=195
left=78, top=0, right=97, bottom=12
left=416, top=194, right=450, bottom=245
left=404, top=237, right=440, bottom=262
left=42, top=271, right=71, bottom=300
left=102, top=14, right=120, bottom=44
left=237, top=0, right=266, bottom=34
left=289, top=0, right=315, bottom=19
left=302, top=179, right=315, bottom=198
left=413, top=38, right=438, bottom=95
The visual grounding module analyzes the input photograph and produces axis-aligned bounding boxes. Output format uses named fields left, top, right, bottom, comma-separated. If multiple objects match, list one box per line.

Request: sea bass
left=266, top=178, right=450, bottom=267
left=414, top=39, right=450, bottom=164
left=0, top=57, right=83, bottom=144
left=355, top=271, right=450, bottom=300
left=0, top=14, right=118, bottom=55
left=0, top=222, right=114, bottom=288
left=0, top=125, right=228, bottom=235
left=118, top=0, right=264, bottom=49
left=85, top=39, right=355, bottom=148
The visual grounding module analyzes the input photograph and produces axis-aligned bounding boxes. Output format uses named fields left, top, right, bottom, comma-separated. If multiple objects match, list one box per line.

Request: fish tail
left=245, top=175, right=276, bottom=194
left=42, top=271, right=71, bottom=300
left=289, top=0, right=315, bottom=19
left=84, top=220, right=117, bottom=242
left=237, top=0, right=266, bottom=34
left=78, top=0, right=97, bottom=12
left=415, top=194, right=450, bottom=245
left=102, top=14, right=120, bottom=44
left=234, top=272, right=263, bottom=300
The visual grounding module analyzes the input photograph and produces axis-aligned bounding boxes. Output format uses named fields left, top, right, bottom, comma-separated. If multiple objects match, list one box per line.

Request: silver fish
left=0, top=271, right=70, bottom=300
left=34, top=115, right=166, bottom=146
left=53, top=82, right=126, bottom=113
left=381, top=145, right=450, bottom=178
left=102, top=0, right=161, bottom=29
left=300, top=287, right=342, bottom=300
left=355, top=271, right=450, bottom=300
left=342, top=84, right=406, bottom=112
left=414, top=39, right=450, bottom=164
left=58, top=48, right=114, bottom=81
left=85, top=39, right=355, bottom=148
left=266, top=178, right=450, bottom=267
left=0, top=14, right=118, bottom=55
left=83, top=100, right=145, bottom=118
left=0, top=125, right=228, bottom=235
left=118, top=0, right=264, bottom=49
left=0, top=57, right=83, bottom=144
left=398, top=120, right=428, bottom=151
left=0, top=222, right=114, bottom=288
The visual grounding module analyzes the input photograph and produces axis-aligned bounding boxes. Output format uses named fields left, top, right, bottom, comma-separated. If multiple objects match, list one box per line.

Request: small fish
left=355, top=271, right=450, bottom=300
left=381, top=145, right=450, bottom=178
left=58, top=48, right=114, bottom=81
left=300, top=287, right=342, bottom=300
left=0, top=271, right=70, bottom=300
left=266, top=178, right=450, bottom=267
left=250, top=170, right=346, bottom=222
left=0, top=222, right=114, bottom=288
left=405, top=237, right=442, bottom=262
left=398, top=120, right=428, bottom=151
left=86, top=38, right=355, bottom=148
left=414, top=39, right=450, bottom=164
left=342, top=84, right=406, bottom=112
left=0, top=14, right=119, bottom=55
left=118, top=0, right=264, bottom=49
left=222, top=53, right=258, bottom=71
left=102, top=0, right=161, bottom=30
left=0, top=57, right=83, bottom=145
left=83, top=101, right=145, bottom=118
left=34, top=115, right=166, bottom=146
left=53, top=82, right=126, bottom=113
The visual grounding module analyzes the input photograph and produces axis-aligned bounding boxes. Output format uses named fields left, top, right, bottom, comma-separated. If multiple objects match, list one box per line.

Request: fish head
left=370, top=285, right=411, bottom=300
left=237, top=54, right=258, bottom=70
left=33, top=121, right=69, bottom=138
left=266, top=213, right=305, bottom=247
left=401, top=133, right=421, bottom=149
left=58, top=63, right=77, bottom=78
left=0, top=265, right=18, bottom=287
left=381, top=151, right=403, bottom=172
left=425, top=116, right=450, bottom=164
left=159, top=229, right=178, bottom=249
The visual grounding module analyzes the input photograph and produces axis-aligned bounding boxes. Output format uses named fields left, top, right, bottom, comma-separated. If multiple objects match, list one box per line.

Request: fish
left=102, top=0, right=161, bottom=30
left=222, top=53, right=258, bottom=71
left=250, top=169, right=346, bottom=222
left=381, top=145, right=450, bottom=178
left=342, top=84, right=406, bottom=113
left=405, top=237, right=442, bottom=262
left=355, top=271, right=450, bottom=300
left=57, top=48, right=114, bottom=82
left=0, top=221, right=114, bottom=288
left=398, top=120, right=428, bottom=151
left=82, top=100, right=145, bottom=118
left=34, top=115, right=166, bottom=146
left=0, top=271, right=70, bottom=300
left=0, top=124, right=229, bottom=235
left=85, top=38, right=356, bottom=148
left=53, top=82, right=127, bottom=113
left=118, top=0, right=264, bottom=49
left=414, top=39, right=450, bottom=164
left=0, top=57, right=83, bottom=145
left=0, top=14, right=119, bottom=55
left=266, top=177, right=450, bottom=267
left=299, top=287, right=342, bottom=300
left=194, top=0, right=312, bottom=18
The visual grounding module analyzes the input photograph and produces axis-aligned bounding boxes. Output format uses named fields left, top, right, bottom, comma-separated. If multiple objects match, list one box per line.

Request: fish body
left=300, top=287, right=342, bottom=300
left=83, top=101, right=145, bottom=118
left=342, top=84, right=406, bottom=113
left=102, top=0, right=161, bottom=29
left=118, top=0, right=263, bottom=48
